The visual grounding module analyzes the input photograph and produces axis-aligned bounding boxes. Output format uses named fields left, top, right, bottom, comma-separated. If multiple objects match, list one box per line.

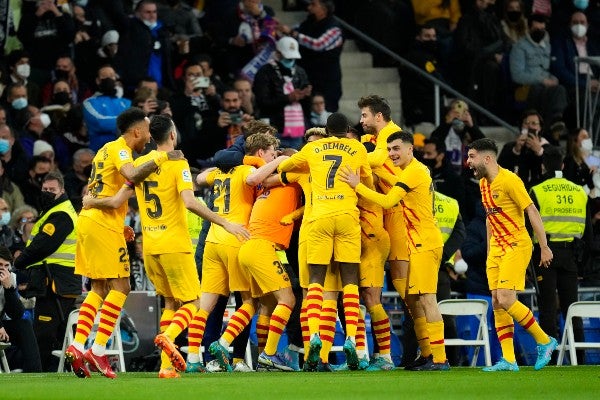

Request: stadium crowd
left=0, top=0, right=599, bottom=377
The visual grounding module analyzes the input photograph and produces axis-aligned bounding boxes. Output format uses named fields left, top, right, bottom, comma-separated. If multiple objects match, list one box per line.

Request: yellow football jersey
left=205, top=165, right=256, bottom=247
left=481, top=167, right=533, bottom=253
left=81, top=136, right=132, bottom=232
left=356, top=157, right=443, bottom=252
left=133, top=151, right=194, bottom=255
left=278, top=137, right=372, bottom=222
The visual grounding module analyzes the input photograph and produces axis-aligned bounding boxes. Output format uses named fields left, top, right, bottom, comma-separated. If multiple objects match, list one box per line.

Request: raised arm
left=339, top=166, right=405, bottom=209
left=120, top=150, right=185, bottom=184
left=247, top=156, right=288, bottom=187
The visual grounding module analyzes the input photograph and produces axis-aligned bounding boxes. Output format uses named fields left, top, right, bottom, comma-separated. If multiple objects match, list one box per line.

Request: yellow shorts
left=487, top=242, right=533, bottom=291
left=407, top=247, right=442, bottom=295
left=144, top=252, right=201, bottom=302
left=298, top=238, right=341, bottom=291
left=238, top=238, right=291, bottom=298
left=201, top=242, right=250, bottom=296
left=307, top=214, right=361, bottom=265
left=360, top=228, right=390, bottom=288
left=384, top=210, right=409, bottom=262
left=75, top=216, right=129, bottom=279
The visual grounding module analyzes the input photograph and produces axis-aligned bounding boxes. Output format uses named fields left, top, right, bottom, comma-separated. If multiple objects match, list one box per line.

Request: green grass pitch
left=1, top=367, right=599, bottom=400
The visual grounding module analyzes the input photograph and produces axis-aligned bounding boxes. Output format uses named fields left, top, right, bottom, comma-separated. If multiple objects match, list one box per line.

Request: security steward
left=529, top=146, right=587, bottom=364
left=14, top=171, right=82, bottom=371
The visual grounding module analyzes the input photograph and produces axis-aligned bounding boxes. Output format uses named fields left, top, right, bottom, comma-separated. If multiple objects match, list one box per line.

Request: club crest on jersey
left=492, top=191, right=500, bottom=199
left=182, top=169, right=192, bottom=182
left=119, top=150, right=130, bottom=161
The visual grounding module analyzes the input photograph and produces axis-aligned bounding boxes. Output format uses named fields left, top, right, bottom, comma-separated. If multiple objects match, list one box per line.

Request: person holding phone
left=498, top=109, right=554, bottom=188
left=217, top=88, right=253, bottom=148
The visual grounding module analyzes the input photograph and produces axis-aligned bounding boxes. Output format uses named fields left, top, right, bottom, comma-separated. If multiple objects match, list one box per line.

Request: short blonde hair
left=304, top=127, right=329, bottom=141
left=245, top=132, right=280, bottom=155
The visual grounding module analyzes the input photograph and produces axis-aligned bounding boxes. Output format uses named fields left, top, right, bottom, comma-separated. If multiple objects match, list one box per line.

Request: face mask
left=115, top=85, right=124, bottom=98
left=506, top=11, right=522, bottom=23
left=530, top=29, right=546, bottom=43
left=99, top=78, right=117, bottom=97
left=571, top=23, right=587, bottom=38
left=39, top=113, right=51, bottom=129
left=143, top=19, right=158, bottom=30
left=279, top=58, right=295, bottom=69
left=54, top=69, right=69, bottom=81
left=422, top=157, right=438, bottom=170
left=11, top=97, right=28, bottom=110
left=52, top=92, right=71, bottom=105
left=451, top=118, right=465, bottom=132
left=419, top=40, right=438, bottom=54
left=39, top=191, right=57, bottom=209
left=574, top=0, right=589, bottom=10
left=581, top=138, right=593, bottom=152
left=0, top=139, right=9, bottom=155
left=0, top=211, right=10, bottom=226
left=16, top=64, right=30, bottom=79
left=34, top=172, right=48, bottom=186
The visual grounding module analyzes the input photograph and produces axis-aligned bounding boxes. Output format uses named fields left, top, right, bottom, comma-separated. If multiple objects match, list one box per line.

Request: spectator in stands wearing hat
left=78, top=30, right=120, bottom=87
left=254, top=36, right=311, bottom=149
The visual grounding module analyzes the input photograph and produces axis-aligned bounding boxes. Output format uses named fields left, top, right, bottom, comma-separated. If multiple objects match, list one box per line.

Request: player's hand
left=167, top=150, right=185, bottom=161
left=224, top=222, right=250, bottom=241
left=539, top=245, right=553, bottom=268
left=124, top=226, right=135, bottom=243
left=338, top=166, right=360, bottom=189
left=280, top=215, right=294, bottom=226
left=81, top=194, right=95, bottom=210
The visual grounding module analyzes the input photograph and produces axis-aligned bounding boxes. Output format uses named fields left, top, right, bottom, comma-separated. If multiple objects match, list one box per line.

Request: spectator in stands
left=17, top=0, right=76, bottom=76
left=43, top=80, right=87, bottom=155
left=157, top=0, right=203, bottom=42
left=3, top=83, right=32, bottom=128
left=510, top=14, right=568, bottom=126
left=9, top=205, right=38, bottom=255
left=116, top=0, right=175, bottom=91
left=217, top=88, right=253, bottom=148
left=430, top=99, right=484, bottom=174
left=77, top=30, right=120, bottom=87
left=20, top=156, right=52, bottom=212
left=0, top=198, right=16, bottom=251
left=563, top=127, right=595, bottom=193
left=279, top=0, right=343, bottom=111
left=401, top=23, right=444, bottom=126
left=0, top=107, right=5, bottom=125
left=0, top=246, right=42, bottom=372
left=501, top=0, right=528, bottom=44
left=0, top=161, right=25, bottom=213
left=0, top=124, right=30, bottom=189
left=63, top=148, right=94, bottom=213
left=497, top=109, right=551, bottom=188
left=309, top=93, right=331, bottom=127
left=551, top=11, right=600, bottom=126
left=234, top=77, right=257, bottom=116
left=169, top=61, right=221, bottom=167
left=198, top=54, right=227, bottom=96
left=254, top=36, right=311, bottom=149
left=82, top=65, right=132, bottom=152
left=453, top=0, right=510, bottom=121
left=72, top=3, right=101, bottom=50
left=423, top=137, right=467, bottom=215
left=84, top=0, right=129, bottom=33
left=4, top=51, right=41, bottom=108
left=215, top=0, right=277, bottom=78
left=42, top=56, right=89, bottom=106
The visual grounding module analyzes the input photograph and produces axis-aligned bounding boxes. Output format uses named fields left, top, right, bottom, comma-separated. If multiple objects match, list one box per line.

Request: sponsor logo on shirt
left=119, top=150, right=130, bottom=161
left=182, top=169, right=192, bottom=182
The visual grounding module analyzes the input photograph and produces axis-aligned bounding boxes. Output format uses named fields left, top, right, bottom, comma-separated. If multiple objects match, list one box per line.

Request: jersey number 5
left=143, top=181, right=163, bottom=219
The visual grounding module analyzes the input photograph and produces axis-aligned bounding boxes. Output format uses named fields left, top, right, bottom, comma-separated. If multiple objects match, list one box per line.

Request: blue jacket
left=551, top=34, right=600, bottom=88
left=510, top=33, right=555, bottom=85
left=83, top=94, right=131, bottom=152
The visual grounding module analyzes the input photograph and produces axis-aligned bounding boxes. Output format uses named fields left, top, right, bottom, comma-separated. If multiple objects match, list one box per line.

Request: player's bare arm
left=280, top=206, right=305, bottom=225
left=246, top=155, right=288, bottom=187
left=121, top=150, right=185, bottom=184
left=525, top=203, right=553, bottom=268
left=82, top=185, right=133, bottom=210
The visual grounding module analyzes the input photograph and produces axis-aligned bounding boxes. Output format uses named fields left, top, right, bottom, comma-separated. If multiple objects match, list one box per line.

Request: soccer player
left=466, top=138, right=557, bottom=371
left=66, top=108, right=185, bottom=379
left=278, top=112, right=372, bottom=370
left=83, top=115, right=250, bottom=378
left=339, top=131, right=449, bottom=370
left=188, top=132, right=286, bottom=372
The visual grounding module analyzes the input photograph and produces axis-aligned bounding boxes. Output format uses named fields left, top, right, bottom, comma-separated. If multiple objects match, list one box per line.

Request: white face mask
left=581, top=138, right=593, bottom=152
left=143, top=19, right=158, bottom=30
left=16, top=64, right=30, bottom=79
left=571, top=23, right=587, bottom=38
left=115, top=85, right=124, bottom=98
left=39, top=113, right=51, bottom=129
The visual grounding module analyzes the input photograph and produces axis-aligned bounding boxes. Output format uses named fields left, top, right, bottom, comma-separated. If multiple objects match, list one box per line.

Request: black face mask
left=34, top=173, right=47, bottom=186
left=98, top=78, right=117, bottom=97
left=39, top=191, right=57, bottom=210
left=55, top=69, right=69, bottom=81
left=422, top=157, right=438, bottom=170
left=413, top=150, right=425, bottom=163
left=530, top=29, right=546, bottom=43
left=506, top=11, right=522, bottom=23
left=52, top=92, right=71, bottom=105
left=419, top=40, right=438, bottom=55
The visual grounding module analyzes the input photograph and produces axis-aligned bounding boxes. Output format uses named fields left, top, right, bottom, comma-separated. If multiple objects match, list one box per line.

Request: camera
left=193, top=77, right=210, bottom=90
left=229, top=112, right=243, bottom=125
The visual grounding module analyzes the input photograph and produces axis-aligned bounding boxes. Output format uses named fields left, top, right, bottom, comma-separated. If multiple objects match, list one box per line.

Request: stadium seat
left=557, top=301, right=600, bottom=366
left=0, top=342, right=10, bottom=373
left=438, top=299, right=492, bottom=367
left=52, top=308, right=126, bottom=373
